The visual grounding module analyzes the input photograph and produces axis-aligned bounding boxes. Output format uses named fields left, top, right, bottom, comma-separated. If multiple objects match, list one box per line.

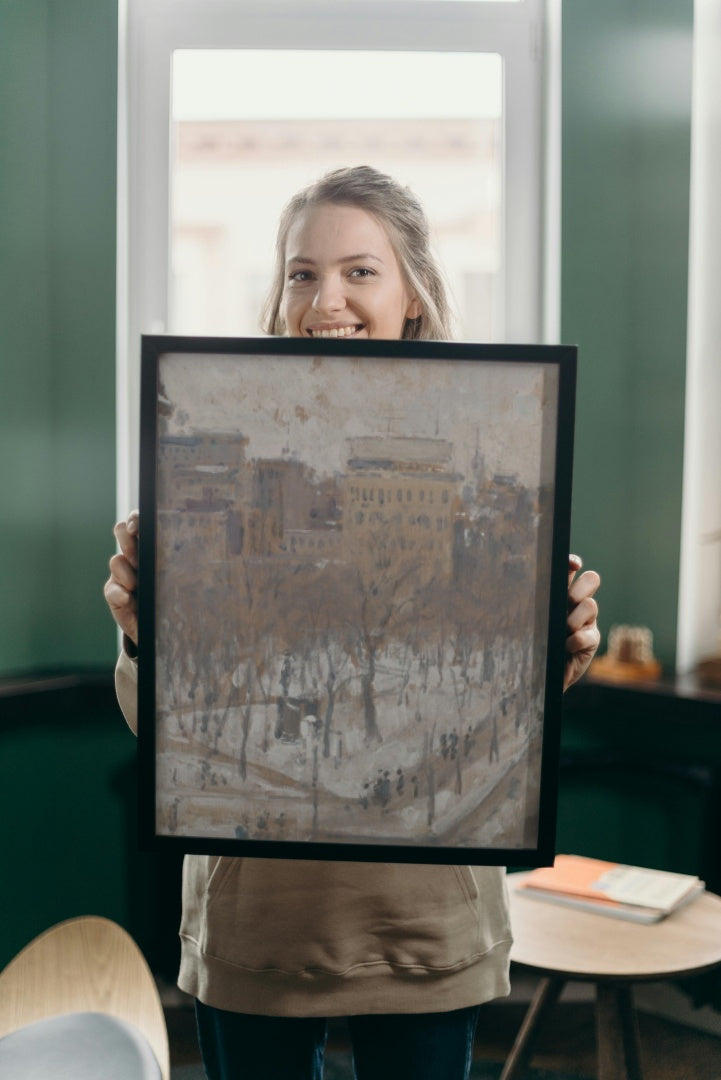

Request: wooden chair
left=0, top=915, right=170, bottom=1079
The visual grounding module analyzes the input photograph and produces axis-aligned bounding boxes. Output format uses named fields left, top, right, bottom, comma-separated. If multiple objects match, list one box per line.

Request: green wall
left=558, top=685, right=721, bottom=884
left=562, top=0, right=693, bottom=670
left=0, top=684, right=183, bottom=974
left=0, top=0, right=130, bottom=968
left=0, top=0, right=118, bottom=676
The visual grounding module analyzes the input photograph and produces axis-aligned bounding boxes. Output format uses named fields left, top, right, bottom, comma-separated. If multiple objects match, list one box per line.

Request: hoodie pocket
left=185, top=857, right=509, bottom=976
left=454, top=864, right=480, bottom=908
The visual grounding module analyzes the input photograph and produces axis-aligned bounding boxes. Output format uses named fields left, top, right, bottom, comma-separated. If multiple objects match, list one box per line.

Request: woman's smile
left=306, top=322, right=365, bottom=339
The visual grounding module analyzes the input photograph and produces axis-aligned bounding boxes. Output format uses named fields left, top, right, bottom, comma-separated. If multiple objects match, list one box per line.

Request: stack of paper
left=516, top=854, right=705, bottom=923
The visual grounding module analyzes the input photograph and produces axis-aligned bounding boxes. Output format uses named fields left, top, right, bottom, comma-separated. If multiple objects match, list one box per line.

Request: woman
left=106, top=166, right=601, bottom=1080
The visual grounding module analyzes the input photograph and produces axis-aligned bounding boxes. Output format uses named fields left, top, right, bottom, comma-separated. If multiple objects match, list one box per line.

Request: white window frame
left=677, top=0, right=721, bottom=674
left=117, top=0, right=559, bottom=513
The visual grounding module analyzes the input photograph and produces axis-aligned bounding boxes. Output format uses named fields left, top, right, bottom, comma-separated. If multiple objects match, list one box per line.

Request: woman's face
left=281, top=203, right=421, bottom=340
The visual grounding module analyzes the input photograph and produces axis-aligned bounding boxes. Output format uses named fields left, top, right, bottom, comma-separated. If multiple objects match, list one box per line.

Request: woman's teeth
left=310, top=325, right=360, bottom=338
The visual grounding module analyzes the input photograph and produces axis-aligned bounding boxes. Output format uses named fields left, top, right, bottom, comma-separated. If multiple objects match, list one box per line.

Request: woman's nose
left=312, top=274, right=345, bottom=314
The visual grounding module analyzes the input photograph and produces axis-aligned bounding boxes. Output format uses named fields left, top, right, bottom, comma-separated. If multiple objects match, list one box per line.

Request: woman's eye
left=288, top=269, right=313, bottom=283
left=349, top=267, right=375, bottom=279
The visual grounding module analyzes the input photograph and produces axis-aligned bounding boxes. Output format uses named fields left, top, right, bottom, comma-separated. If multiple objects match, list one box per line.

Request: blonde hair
left=262, top=165, right=453, bottom=341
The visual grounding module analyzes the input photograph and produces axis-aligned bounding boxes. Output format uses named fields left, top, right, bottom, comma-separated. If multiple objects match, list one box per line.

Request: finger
left=108, top=552, right=137, bottom=593
left=566, top=623, right=601, bottom=657
left=103, top=577, right=132, bottom=612
left=566, top=594, right=599, bottom=634
left=113, top=518, right=139, bottom=567
left=103, top=579, right=138, bottom=642
left=567, top=553, right=583, bottom=584
left=568, top=568, right=601, bottom=607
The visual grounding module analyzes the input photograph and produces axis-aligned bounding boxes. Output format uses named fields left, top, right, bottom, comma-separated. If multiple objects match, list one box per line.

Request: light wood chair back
left=0, top=915, right=170, bottom=1080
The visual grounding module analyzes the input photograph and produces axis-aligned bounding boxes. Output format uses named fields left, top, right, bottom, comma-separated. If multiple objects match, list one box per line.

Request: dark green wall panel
left=0, top=700, right=133, bottom=966
left=0, top=3, right=54, bottom=670
left=46, top=2, right=119, bottom=667
left=0, top=0, right=118, bottom=675
left=562, top=0, right=693, bottom=669
left=0, top=683, right=184, bottom=976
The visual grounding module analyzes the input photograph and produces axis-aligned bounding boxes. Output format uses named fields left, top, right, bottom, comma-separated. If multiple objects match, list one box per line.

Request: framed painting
left=137, top=336, right=576, bottom=865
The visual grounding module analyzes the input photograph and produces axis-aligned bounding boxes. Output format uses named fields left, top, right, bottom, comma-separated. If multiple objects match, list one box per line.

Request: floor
left=165, top=979, right=721, bottom=1079
left=474, top=999, right=721, bottom=1079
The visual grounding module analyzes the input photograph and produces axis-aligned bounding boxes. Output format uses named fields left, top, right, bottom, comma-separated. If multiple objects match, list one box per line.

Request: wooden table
left=502, top=873, right=721, bottom=1080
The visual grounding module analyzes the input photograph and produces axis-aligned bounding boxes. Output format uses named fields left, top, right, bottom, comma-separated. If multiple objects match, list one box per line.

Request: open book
left=515, top=854, right=705, bottom=923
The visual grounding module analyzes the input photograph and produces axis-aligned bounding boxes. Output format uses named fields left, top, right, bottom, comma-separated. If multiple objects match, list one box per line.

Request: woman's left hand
left=564, top=555, right=601, bottom=691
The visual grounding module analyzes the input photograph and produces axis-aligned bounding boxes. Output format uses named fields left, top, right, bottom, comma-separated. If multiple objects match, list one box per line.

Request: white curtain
left=677, top=0, right=721, bottom=672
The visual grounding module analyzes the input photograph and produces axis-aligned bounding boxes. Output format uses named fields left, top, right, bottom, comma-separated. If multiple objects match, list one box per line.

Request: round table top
left=508, top=871, right=721, bottom=981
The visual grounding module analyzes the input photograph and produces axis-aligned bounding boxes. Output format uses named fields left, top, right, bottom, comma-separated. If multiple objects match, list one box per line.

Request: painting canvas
left=138, top=336, right=576, bottom=865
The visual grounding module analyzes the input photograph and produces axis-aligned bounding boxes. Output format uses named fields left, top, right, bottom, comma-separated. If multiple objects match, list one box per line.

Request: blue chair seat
left=0, top=1011, right=162, bottom=1079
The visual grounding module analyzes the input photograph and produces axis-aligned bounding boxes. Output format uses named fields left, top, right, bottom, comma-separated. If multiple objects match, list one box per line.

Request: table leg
left=499, top=976, right=565, bottom=1080
left=596, top=982, right=643, bottom=1080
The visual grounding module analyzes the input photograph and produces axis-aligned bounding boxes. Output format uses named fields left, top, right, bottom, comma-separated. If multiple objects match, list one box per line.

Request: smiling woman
left=169, top=46, right=503, bottom=344
left=263, top=167, right=452, bottom=342
left=282, top=205, right=419, bottom=340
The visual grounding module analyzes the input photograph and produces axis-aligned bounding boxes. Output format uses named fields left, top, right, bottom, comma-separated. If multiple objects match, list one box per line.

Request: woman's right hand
left=104, top=509, right=139, bottom=646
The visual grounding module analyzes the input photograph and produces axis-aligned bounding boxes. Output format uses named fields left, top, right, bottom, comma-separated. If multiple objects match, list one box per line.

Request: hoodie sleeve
left=115, top=645, right=139, bottom=736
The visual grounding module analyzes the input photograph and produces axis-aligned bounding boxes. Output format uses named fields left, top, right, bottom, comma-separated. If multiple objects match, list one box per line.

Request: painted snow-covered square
left=144, top=342, right=570, bottom=860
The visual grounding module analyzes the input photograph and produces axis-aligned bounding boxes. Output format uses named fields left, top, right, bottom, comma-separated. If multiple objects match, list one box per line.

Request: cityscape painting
left=138, top=337, right=576, bottom=864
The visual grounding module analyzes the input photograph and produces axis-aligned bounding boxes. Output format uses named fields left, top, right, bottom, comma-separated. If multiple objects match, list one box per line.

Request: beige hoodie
left=116, top=650, right=512, bottom=1016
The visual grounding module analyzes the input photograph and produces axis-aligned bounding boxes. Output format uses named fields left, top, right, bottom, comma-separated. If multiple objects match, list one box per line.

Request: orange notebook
left=516, top=854, right=704, bottom=923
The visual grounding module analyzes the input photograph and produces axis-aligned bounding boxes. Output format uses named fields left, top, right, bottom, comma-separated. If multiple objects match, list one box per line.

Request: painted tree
left=339, top=531, right=424, bottom=744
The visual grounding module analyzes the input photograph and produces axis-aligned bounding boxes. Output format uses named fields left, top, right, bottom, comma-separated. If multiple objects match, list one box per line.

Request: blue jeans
left=195, top=1000, right=481, bottom=1080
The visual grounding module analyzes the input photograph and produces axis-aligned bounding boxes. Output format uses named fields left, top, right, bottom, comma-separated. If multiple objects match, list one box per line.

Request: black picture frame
left=138, top=335, right=576, bottom=865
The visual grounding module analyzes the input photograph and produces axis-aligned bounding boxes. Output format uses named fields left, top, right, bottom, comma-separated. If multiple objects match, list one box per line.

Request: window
left=677, top=1, right=721, bottom=674
left=118, top=0, right=557, bottom=511
left=170, top=49, right=503, bottom=342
